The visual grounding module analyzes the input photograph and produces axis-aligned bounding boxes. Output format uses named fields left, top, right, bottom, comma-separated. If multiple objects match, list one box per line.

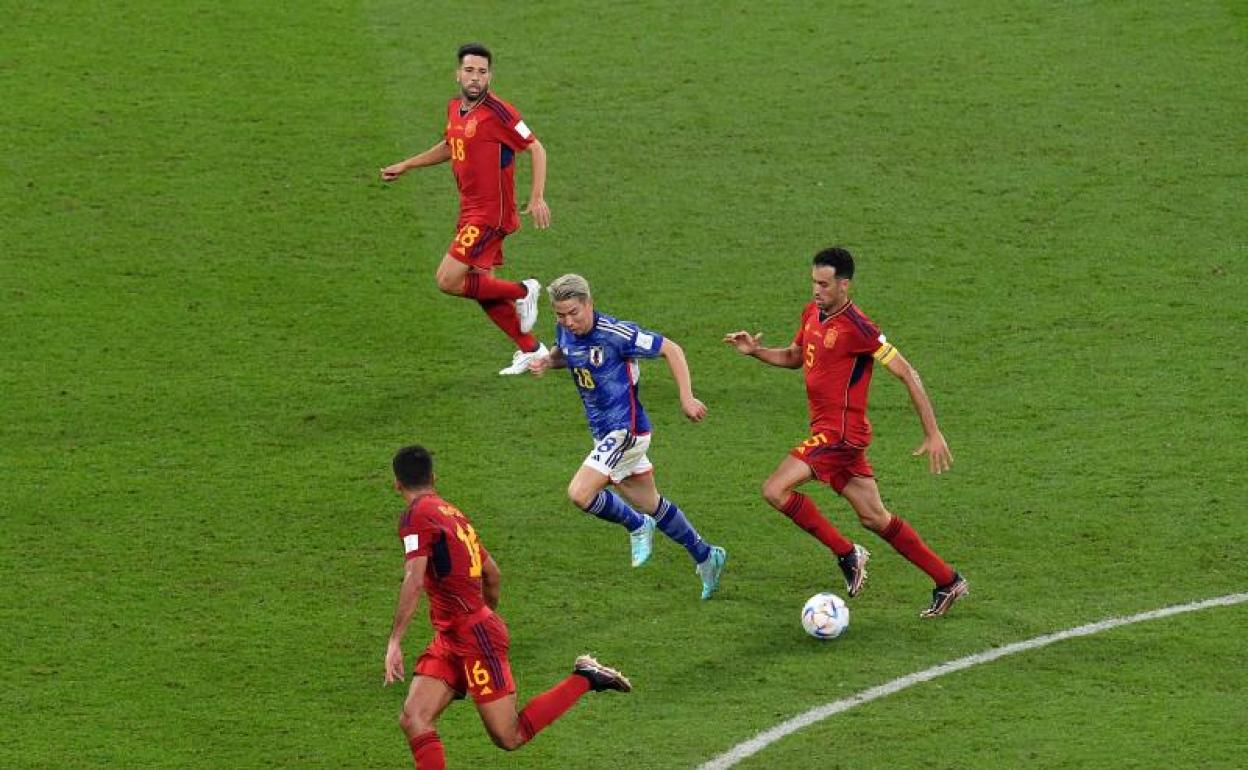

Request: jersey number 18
left=573, top=367, right=596, bottom=389
left=453, top=522, right=483, bottom=578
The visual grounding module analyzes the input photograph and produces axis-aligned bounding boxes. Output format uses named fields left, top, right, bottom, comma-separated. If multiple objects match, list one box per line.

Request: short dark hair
left=457, top=42, right=492, bottom=66
left=393, top=445, right=434, bottom=488
left=813, top=247, right=855, bottom=279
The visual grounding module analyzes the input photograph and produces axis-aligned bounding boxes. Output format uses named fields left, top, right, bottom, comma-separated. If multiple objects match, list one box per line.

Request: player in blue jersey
left=528, top=274, right=727, bottom=599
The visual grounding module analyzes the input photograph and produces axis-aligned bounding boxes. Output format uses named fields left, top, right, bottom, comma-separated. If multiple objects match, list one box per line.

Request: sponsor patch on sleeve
left=635, top=332, right=655, bottom=351
left=402, top=534, right=420, bottom=553
left=514, top=120, right=532, bottom=139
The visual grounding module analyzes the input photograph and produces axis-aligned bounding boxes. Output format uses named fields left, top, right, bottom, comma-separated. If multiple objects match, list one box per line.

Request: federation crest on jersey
left=823, top=328, right=839, bottom=348
left=589, top=346, right=605, bottom=367
left=464, top=118, right=478, bottom=138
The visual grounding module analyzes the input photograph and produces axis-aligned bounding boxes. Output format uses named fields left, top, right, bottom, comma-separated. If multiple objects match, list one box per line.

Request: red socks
left=880, top=516, right=956, bottom=586
left=463, top=272, right=526, bottom=301
left=780, top=493, right=855, bottom=557
left=779, top=494, right=955, bottom=586
left=408, top=730, right=445, bottom=770
left=478, top=299, right=539, bottom=352
left=458, top=274, right=536, bottom=351
left=517, top=674, right=591, bottom=744
left=407, top=675, right=589, bottom=762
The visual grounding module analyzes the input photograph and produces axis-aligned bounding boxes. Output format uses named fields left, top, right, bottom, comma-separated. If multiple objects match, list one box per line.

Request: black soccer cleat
left=920, top=573, right=969, bottom=619
left=837, top=544, right=870, bottom=598
left=573, top=655, right=632, bottom=693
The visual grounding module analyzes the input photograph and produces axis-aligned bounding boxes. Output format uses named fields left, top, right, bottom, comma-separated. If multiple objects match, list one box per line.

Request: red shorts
left=789, top=433, right=873, bottom=494
left=447, top=223, right=508, bottom=269
left=414, top=609, right=515, bottom=704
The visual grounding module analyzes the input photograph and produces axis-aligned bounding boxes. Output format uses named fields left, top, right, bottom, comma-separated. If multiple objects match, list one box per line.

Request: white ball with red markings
left=801, top=593, right=849, bottom=639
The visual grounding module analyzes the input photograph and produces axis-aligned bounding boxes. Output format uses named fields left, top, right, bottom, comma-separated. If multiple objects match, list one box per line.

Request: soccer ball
left=801, top=593, right=849, bottom=639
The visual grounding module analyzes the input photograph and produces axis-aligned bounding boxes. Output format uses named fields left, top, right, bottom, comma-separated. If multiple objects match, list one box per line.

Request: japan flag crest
left=589, top=346, right=604, bottom=366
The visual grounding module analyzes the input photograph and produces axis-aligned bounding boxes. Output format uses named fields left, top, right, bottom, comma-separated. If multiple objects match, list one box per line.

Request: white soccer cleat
left=517, top=278, right=541, bottom=334
left=499, top=342, right=548, bottom=376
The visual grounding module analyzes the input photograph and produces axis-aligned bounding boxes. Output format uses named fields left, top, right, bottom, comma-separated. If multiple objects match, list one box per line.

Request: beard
left=460, top=83, right=487, bottom=101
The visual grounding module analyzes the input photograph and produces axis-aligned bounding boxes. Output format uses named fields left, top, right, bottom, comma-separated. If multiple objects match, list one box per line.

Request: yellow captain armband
left=873, top=343, right=899, bottom=365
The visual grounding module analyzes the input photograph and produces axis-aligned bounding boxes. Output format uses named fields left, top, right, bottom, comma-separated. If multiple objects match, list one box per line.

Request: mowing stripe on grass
left=699, top=592, right=1248, bottom=769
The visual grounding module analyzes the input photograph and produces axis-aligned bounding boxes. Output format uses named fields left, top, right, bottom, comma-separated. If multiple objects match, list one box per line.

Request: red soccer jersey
left=397, top=493, right=492, bottom=633
left=444, top=93, right=535, bottom=232
left=792, top=300, right=897, bottom=446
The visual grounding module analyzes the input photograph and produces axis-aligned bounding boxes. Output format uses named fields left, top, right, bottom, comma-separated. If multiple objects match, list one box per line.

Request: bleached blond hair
left=546, top=273, right=592, bottom=303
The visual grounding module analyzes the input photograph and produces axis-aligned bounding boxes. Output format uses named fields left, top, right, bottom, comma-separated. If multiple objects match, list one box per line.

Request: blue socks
left=583, top=490, right=646, bottom=531
left=654, top=497, right=711, bottom=563
left=582, top=492, right=712, bottom=564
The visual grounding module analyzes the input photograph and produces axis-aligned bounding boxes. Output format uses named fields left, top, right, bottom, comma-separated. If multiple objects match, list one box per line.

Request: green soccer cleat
left=629, top=516, right=656, bottom=567
left=696, top=546, right=727, bottom=600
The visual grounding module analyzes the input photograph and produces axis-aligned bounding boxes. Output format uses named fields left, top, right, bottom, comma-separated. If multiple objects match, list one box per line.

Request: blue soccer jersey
left=554, top=312, right=666, bottom=439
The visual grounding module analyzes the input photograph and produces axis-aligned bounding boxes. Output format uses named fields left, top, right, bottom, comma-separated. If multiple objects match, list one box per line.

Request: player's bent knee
left=856, top=508, right=890, bottom=532
left=399, top=708, right=434, bottom=738
left=567, top=484, right=595, bottom=512
left=435, top=273, right=464, bottom=295
left=761, top=479, right=789, bottom=510
left=486, top=729, right=524, bottom=752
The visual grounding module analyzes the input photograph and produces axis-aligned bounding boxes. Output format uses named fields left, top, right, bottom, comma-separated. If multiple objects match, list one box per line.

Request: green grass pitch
left=3, top=1, right=1245, bottom=768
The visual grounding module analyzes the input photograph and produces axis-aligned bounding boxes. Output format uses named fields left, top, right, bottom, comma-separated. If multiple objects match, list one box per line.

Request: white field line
left=698, top=592, right=1248, bottom=770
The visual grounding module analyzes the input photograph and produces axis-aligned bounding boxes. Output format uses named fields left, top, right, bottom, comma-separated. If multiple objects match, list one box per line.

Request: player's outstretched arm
left=384, top=555, right=427, bottom=685
left=521, top=139, right=550, bottom=228
left=380, top=141, right=452, bottom=181
left=722, top=331, right=802, bottom=369
left=528, top=346, right=566, bottom=376
left=659, top=339, right=707, bottom=422
left=481, top=556, right=501, bottom=610
left=883, top=352, right=953, bottom=474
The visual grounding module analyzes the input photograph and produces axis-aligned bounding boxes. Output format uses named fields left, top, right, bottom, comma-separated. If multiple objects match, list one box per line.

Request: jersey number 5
left=804, top=343, right=816, bottom=368
left=453, top=522, right=483, bottom=577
